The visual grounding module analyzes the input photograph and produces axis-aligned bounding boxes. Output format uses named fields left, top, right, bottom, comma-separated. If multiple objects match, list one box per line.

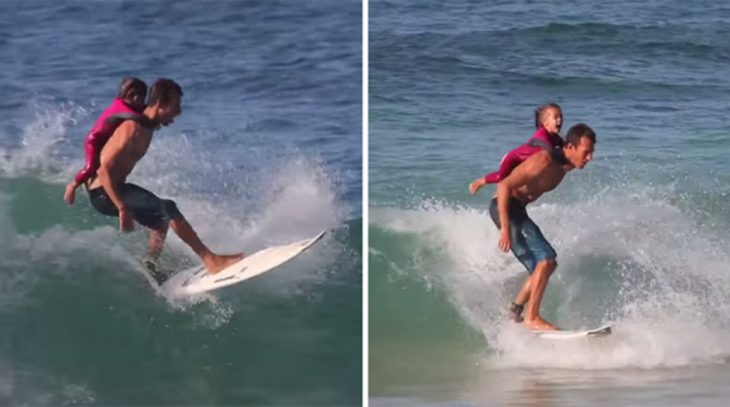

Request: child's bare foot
left=205, top=253, right=245, bottom=275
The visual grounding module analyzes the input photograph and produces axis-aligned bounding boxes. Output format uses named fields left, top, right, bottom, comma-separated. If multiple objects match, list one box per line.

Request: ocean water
left=370, top=0, right=730, bottom=405
left=0, top=0, right=361, bottom=405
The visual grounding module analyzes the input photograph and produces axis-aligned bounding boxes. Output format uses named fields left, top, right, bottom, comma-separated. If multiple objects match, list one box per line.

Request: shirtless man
left=84, top=78, right=244, bottom=283
left=483, top=123, right=595, bottom=330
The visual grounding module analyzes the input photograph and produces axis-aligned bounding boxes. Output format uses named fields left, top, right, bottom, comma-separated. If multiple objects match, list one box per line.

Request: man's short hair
left=565, top=123, right=596, bottom=145
left=147, top=78, right=183, bottom=107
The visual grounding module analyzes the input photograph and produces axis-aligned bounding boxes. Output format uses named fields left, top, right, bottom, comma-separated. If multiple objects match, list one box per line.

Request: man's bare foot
left=205, top=253, right=245, bottom=275
left=523, top=316, right=558, bottom=331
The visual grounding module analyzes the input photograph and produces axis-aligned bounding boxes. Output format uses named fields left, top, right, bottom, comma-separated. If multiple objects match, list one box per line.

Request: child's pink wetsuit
left=483, top=127, right=564, bottom=184
left=73, top=98, right=146, bottom=184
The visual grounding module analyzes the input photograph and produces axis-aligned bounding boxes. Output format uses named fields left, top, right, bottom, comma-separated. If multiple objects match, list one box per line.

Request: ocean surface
left=0, top=0, right=361, bottom=405
left=370, top=0, right=730, bottom=406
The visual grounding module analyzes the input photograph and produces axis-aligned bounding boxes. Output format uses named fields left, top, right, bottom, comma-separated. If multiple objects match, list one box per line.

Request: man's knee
left=162, top=199, right=183, bottom=220
left=151, top=219, right=169, bottom=233
left=546, top=258, right=557, bottom=273
left=537, top=258, right=557, bottom=274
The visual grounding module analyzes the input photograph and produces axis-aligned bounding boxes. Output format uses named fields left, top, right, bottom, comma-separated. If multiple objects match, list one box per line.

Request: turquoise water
left=370, top=0, right=730, bottom=405
left=0, top=1, right=361, bottom=405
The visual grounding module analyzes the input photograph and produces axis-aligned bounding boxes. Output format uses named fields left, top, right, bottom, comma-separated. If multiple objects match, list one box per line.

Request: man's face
left=566, top=136, right=594, bottom=169
left=157, top=92, right=182, bottom=126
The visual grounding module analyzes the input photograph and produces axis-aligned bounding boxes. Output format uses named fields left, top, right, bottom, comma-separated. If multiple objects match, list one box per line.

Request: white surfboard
left=535, top=325, right=612, bottom=340
left=161, top=230, right=326, bottom=297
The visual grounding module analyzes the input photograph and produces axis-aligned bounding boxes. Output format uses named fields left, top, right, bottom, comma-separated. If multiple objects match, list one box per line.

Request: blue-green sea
left=370, top=1, right=730, bottom=405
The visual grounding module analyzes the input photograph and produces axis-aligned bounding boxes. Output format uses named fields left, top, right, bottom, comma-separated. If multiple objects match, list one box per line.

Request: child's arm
left=468, top=151, right=523, bottom=194
left=468, top=177, right=486, bottom=194
left=64, top=130, right=104, bottom=205
left=63, top=180, right=79, bottom=205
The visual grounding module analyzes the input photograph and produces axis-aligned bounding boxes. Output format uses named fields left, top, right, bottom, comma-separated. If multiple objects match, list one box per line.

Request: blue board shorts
left=88, top=183, right=183, bottom=230
left=489, top=197, right=556, bottom=274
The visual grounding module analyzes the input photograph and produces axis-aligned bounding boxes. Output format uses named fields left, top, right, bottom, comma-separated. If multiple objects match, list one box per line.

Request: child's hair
left=117, top=77, right=148, bottom=101
left=534, top=102, right=562, bottom=129
left=147, top=78, right=183, bottom=107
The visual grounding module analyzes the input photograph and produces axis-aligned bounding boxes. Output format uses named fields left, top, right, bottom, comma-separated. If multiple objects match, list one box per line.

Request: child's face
left=541, top=107, right=563, bottom=134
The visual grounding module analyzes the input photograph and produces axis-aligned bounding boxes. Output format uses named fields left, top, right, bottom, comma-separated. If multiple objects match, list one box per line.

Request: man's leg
left=123, top=184, right=245, bottom=275
left=508, top=275, right=532, bottom=321
left=522, top=259, right=557, bottom=330
left=147, top=222, right=169, bottom=262
left=514, top=208, right=558, bottom=330
left=142, top=223, right=171, bottom=284
left=490, top=197, right=535, bottom=322
left=514, top=275, right=532, bottom=306
left=505, top=209, right=535, bottom=322
left=169, top=216, right=244, bottom=274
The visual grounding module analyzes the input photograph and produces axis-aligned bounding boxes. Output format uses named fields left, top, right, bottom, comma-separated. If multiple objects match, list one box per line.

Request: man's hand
left=498, top=229, right=511, bottom=252
left=119, top=208, right=135, bottom=232
left=469, top=178, right=486, bottom=194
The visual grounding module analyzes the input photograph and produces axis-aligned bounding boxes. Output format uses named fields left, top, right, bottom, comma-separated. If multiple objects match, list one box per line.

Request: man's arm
left=495, top=151, right=552, bottom=251
left=97, top=120, right=139, bottom=231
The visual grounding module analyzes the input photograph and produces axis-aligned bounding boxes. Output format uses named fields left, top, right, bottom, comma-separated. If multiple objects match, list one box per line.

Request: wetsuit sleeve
left=484, top=151, right=523, bottom=184
left=73, top=129, right=105, bottom=184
